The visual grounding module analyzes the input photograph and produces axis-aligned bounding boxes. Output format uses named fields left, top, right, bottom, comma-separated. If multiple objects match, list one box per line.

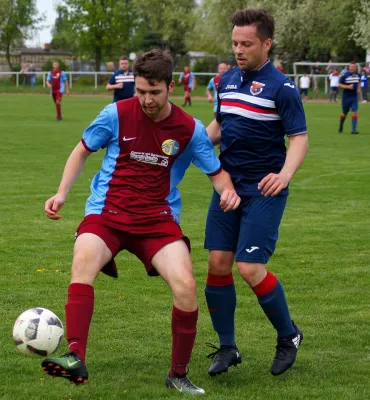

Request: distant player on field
left=179, top=66, right=196, bottom=107
left=46, top=61, right=70, bottom=121
left=106, top=56, right=135, bottom=102
left=338, top=61, right=361, bottom=134
left=299, top=72, right=310, bottom=102
left=207, top=63, right=228, bottom=116
left=328, top=69, right=339, bottom=102
left=41, top=49, right=240, bottom=395
left=204, top=8, right=308, bottom=378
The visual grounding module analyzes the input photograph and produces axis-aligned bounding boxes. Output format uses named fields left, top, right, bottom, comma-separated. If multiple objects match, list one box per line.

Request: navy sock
left=253, top=271, right=295, bottom=337
left=205, top=273, right=236, bottom=346
left=339, top=114, right=346, bottom=131
left=351, top=115, right=358, bottom=132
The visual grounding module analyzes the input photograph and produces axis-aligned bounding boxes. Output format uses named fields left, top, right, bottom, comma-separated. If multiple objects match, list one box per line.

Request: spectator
left=299, top=72, right=310, bottom=102
left=29, top=64, right=36, bottom=87
left=20, top=64, right=29, bottom=86
left=311, top=61, right=321, bottom=97
left=328, top=68, right=340, bottom=102
left=326, top=59, right=335, bottom=73
left=360, top=69, right=368, bottom=103
left=363, top=62, right=370, bottom=75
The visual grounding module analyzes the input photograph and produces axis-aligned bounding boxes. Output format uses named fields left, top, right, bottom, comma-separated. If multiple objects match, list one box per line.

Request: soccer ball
left=13, top=308, right=64, bottom=357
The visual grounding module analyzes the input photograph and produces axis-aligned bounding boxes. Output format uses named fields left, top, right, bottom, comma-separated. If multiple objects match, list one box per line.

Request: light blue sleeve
left=61, top=71, right=67, bottom=81
left=179, top=73, right=184, bottom=80
left=207, top=78, right=214, bottom=91
left=190, top=119, right=221, bottom=174
left=82, top=104, right=117, bottom=152
left=47, top=72, right=51, bottom=81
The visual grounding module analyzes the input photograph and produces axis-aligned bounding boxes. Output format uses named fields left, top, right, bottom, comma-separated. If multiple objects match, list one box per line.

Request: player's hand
left=208, top=96, right=214, bottom=103
left=117, top=83, right=123, bottom=89
left=66, top=90, right=70, bottom=96
left=348, top=84, right=354, bottom=90
left=258, top=173, right=290, bottom=197
left=219, top=190, right=241, bottom=212
left=45, top=193, right=66, bottom=220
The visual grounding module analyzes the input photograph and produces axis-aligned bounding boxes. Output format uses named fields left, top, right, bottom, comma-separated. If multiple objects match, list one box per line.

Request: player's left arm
left=258, top=82, right=309, bottom=197
left=192, top=74, right=196, bottom=90
left=62, top=71, right=70, bottom=95
left=191, top=121, right=240, bottom=211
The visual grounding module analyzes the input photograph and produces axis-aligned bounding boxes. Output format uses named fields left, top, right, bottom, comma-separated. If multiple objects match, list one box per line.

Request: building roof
left=2, top=48, right=73, bottom=56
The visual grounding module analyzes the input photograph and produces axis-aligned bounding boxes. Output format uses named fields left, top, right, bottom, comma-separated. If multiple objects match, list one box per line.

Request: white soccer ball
left=13, top=308, right=64, bottom=357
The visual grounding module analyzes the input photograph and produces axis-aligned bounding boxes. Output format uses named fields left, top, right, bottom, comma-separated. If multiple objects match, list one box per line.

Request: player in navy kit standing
left=41, top=49, right=240, bottom=395
left=204, top=9, right=309, bottom=377
left=338, top=61, right=361, bottom=134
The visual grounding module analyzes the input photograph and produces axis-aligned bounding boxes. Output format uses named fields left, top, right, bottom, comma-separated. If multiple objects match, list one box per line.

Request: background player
left=41, top=49, right=240, bottom=396
left=299, top=72, right=310, bottom=102
left=46, top=61, right=70, bottom=121
left=328, top=68, right=339, bottom=102
left=204, top=8, right=308, bottom=378
left=338, top=61, right=361, bottom=134
left=106, top=55, right=135, bottom=102
left=207, top=63, right=228, bottom=116
left=179, top=66, right=196, bottom=107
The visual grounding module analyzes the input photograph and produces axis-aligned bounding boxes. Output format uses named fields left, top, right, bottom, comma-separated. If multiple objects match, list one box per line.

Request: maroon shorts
left=75, top=214, right=190, bottom=278
left=184, top=86, right=191, bottom=93
left=52, top=91, right=62, bottom=103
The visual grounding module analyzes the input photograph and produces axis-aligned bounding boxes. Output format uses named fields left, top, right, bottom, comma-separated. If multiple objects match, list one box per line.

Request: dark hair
left=231, top=8, right=274, bottom=41
left=120, top=56, right=129, bottom=61
left=133, top=49, right=173, bottom=87
left=350, top=61, right=357, bottom=65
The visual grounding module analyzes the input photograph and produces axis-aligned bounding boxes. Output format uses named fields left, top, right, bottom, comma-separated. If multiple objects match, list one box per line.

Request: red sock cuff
left=252, top=271, right=278, bottom=297
left=68, top=283, right=94, bottom=298
left=172, top=306, right=198, bottom=320
left=206, top=272, right=234, bottom=287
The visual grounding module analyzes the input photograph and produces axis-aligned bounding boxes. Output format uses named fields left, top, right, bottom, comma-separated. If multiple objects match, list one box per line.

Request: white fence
left=0, top=71, right=337, bottom=93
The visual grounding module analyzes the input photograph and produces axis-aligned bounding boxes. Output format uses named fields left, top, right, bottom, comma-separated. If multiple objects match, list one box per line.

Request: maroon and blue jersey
left=216, top=60, right=307, bottom=196
left=339, top=71, right=361, bottom=99
left=81, top=97, right=221, bottom=232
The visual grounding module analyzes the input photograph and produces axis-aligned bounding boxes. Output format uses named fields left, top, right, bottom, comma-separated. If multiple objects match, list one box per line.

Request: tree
left=351, top=0, right=370, bottom=51
left=0, top=0, right=43, bottom=70
left=55, top=0, right=139, bottom=71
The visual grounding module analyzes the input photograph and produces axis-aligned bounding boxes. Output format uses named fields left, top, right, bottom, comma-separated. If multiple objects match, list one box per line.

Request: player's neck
left=151, top=102, right=172, bottom=122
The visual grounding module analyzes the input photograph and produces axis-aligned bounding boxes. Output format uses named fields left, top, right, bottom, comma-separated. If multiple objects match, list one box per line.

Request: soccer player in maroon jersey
left=179, top=66, right=196, bottom=107
left=41, top=49, right=240, bottom=395
left=46, top=61, right=70, bottom=121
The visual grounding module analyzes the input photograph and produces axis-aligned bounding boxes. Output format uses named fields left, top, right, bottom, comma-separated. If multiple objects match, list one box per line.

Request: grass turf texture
left=0, top=94, right=370, bottom=399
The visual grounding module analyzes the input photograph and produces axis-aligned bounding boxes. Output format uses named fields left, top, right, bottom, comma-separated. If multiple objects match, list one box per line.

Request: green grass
left=1, top=94, right=370, bottom=399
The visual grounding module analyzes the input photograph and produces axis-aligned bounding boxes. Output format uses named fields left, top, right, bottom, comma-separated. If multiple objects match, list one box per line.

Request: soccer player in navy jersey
left=106, top=56, right=135, bottom=102
left=204, top=9, right=309, bottom=377
left=338, top=61, right=361, bottom=134
left=41, top=49, right=240, bottom=395
left=46, top=61, right=70, bottom=121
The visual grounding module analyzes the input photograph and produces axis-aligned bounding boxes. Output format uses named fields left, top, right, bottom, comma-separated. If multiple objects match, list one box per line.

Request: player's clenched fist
left=219, top=190, right=241, bottom=212
left=45, top=193, right=66, bottom=220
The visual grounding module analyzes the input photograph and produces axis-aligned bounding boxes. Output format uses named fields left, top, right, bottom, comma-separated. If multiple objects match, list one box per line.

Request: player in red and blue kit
left=179, top=66, right=196, bottom=107
left=41, top=49, right=240, bottom=395
left=207, top=63, right=228, bottom=116
left=338, top=61, right=361, bottom=134
left=204, top=9, right=309, bottom=378
left=46, top=61, right=70, bottom=121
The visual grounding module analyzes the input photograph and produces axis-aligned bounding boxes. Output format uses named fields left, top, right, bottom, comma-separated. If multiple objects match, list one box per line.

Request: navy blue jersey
left=339, top=71, right=361, bottom=99
left=108, top=69, right=135, bottom=102
left=216, top=60, right=307, bottom=196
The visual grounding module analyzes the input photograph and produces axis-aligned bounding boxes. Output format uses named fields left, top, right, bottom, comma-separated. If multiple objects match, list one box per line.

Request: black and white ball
left=13, top=308, right=64, bottom=357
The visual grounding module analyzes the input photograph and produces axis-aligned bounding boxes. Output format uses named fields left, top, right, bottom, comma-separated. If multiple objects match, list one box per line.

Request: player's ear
left=263, top=38, right=272, bottom=52
left=168, top=80, right=175, bottom=94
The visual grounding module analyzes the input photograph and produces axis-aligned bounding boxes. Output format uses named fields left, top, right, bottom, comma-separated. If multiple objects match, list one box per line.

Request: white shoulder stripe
left=219, top=92, right=276, bottom=109
left=221, top=105, right=281, bottom=121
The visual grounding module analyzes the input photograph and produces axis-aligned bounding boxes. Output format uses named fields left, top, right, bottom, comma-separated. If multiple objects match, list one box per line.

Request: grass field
left=1, top=93, right=370, bottom=400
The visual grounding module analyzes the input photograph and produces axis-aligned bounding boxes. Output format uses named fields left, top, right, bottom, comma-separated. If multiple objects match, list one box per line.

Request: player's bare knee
left=237, top=262, right=266, bottom=287
left=208, top=252, right=233, bottom=275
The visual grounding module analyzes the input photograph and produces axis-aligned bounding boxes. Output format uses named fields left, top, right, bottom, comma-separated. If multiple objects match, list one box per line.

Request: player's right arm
left=106, top=73, right=123, bottom=90
left=178, top=73, right=183, bottom=83
left=46, top=72, right=51, bottom=89
left=206, top=119, right=221, bottom=145
left=338, top=74, right=353, bottom=90
left=45, top=143, right=91, bottom=220
left=206, top=78, right=214, bottom=102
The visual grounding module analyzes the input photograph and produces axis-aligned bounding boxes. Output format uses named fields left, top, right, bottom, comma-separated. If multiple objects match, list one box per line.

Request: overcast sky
left=26, top=0, right=60, bottom=47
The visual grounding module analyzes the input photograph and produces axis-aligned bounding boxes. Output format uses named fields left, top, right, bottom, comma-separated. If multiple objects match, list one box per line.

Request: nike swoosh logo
left=67, top=360, right=79, bottom=367
left=123, top=136, right=136, bottom=141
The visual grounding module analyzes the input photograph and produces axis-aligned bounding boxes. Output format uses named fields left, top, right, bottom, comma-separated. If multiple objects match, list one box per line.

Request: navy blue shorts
left=204, top=191, right=287, bottom=264
left=300, top=88, right=308, bottom=96
left=342, top=98, right=358, bottom=114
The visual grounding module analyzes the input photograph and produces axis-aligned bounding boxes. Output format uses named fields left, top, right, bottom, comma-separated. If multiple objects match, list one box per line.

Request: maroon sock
left=170, top=306, right=198, bottom=377
left=56, top=103, right=61, bottom=118
left=65, top=283, right=94, bottom=363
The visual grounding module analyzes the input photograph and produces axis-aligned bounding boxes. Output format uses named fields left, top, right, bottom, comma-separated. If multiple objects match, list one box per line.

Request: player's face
left=52, top=62, right=59, bottom=70
left=349, top=64, right=357, bottom=73
left=218, top=63, right=227, bottom=76
left=184, top=66, right=190, bottom=73
left=232, top=25, right=272, bottom=72
left=120, top=60, right=129, bottom=71
left=135, top=76, right=175, bottom=121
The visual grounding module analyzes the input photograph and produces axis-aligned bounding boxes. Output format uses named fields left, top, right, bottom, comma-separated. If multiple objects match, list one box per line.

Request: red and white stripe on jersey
left=115, top=74, right=135, bottom=83
left=219, top=92, right=281, bottom=121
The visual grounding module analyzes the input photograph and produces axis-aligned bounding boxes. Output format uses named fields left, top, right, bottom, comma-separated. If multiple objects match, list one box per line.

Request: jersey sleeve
left=108, top=73, right=116, bottom=85
left=190, top=120, right=221, bottom=175
left=81, top=104, right=116, bottom=152
left=276, top=82, right=307, bottom=136
left=339, top=74, right=346, bottom=84
left=61, top=71, right=67, bottom=81
left=179, top=73, right=184, bottom=80
left=47, top=72, right=51, bottom=82
left=207, top=78, right=214, bottom=91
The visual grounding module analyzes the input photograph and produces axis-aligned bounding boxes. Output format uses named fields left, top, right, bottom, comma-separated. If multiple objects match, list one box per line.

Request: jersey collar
left=240, top=59, right=271, bottom=82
